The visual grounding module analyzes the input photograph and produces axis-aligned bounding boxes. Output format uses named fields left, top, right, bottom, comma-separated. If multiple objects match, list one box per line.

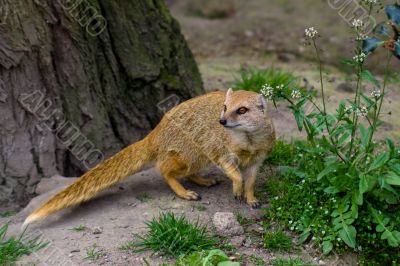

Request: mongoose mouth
left=223, top=124, right=241, bottom=129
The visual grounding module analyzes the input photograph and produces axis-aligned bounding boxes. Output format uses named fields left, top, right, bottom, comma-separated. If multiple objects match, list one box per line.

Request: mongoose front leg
left=220, top=162, right=244, bottom=201
left=188, top=175, right=219, bottom=187
left=243, top=163, right=262, bottom=209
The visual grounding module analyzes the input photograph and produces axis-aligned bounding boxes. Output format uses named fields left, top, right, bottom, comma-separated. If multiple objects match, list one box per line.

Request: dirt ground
left=2, top=0, right=400, bottom=265
left=3, top=169, right=331, bottom=266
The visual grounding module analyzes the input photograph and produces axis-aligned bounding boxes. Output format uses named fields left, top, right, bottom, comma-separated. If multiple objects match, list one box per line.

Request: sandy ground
left=2, top=168, right=328, bottom=266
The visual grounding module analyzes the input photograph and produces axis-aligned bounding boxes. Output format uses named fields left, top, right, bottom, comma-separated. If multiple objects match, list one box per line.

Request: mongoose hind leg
left=157, top=154, right=201, bottom=201
left=188, top=175, right=219, bottom=187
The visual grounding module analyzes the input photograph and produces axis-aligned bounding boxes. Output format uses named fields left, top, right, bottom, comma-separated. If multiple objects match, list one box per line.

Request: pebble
left=92, top=226, right=103, bottom=234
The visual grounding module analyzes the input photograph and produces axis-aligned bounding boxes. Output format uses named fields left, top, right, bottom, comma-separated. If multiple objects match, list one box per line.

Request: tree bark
left=0, top=0, right=203, bottom=209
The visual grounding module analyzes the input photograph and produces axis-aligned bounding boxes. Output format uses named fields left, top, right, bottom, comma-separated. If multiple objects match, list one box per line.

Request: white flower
left=353, top=52, right=367, bottom=64
left=352, top=19, right=364, bottom=28
left=356, top=106, right=368, bottom=117
left=371, top=89, right=381, bottom=98
left=362, top=0, right=378, bottom=4
left=289, top=220, right=293, bottom=224
left=356, top=33, right=368, bottom=41
left=305, top=27, right=318, bottom=39
left=291, top=89, right=301, bottom=99
left=276, top=84, right=285, bottom=90
left=261, top=84, right=274, bottom=100
left=345, top=106, right=354, bottom=114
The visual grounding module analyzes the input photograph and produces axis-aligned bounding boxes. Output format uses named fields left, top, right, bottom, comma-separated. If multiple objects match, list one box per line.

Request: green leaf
left=218, top=262, right=240, bottom=266
left=386, top=171, right=400, bottom=186
left=339, top=225, right=357, bottom=248
left=299, top=229, right=311, bottom=243
left=322, top=241, right=333, bottom=255
left=359, top=125, right=372, bottom=150
left=387, top=139, right=395, bottom=156
left=361, top=70, right=380, bottom=88
left=381, top=230, right=400, bottom=247
left=359, top=175, right=377, bottom=194
left=352, top=189, right=363, bottom=205
left=295, top=110, right=305, bottom=131
left=317, top=162, right=340, bottom=181
left=368, top=152, right=390, bottom=172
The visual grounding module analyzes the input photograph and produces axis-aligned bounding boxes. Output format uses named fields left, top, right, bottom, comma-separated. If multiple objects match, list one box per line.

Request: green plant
left=262, top=230, right=292, bottom=251
left=235, top=213, right=256, bottom=227
left=248, top=254, right=266, bottom=266
left=0, top=211, right=16, bottom=218
left=176, top=249, right=239, bottom=266
left=194, top=203, right=207, bottom=211
left=136, top=192, right=153, bottom=203
left=123, top=212, right=216, bottom=257
left=232, top=67, right=301, bottom=97
left=242, top=3, right=400, bottom=264
left=0, top=224, right=47, bottom=265
left=271, top=258, right=314, bottom=266
left=70, top=224, right=87, bottom=232
left=266, top=139, right=296, bottom=166
left=85, top=244, right=104, bottom=261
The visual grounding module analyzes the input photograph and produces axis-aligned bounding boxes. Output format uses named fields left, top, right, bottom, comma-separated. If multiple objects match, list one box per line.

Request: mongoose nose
left=219, top=119, right=227, bottom=125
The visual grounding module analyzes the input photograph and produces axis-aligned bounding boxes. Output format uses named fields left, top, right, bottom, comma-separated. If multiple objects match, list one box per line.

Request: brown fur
left=24, top=90, right=275, bottom=226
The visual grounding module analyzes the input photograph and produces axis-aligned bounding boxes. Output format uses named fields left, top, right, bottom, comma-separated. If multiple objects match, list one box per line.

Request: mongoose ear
left=258, top=94, right=267, bottom=110
left=226, top=88, right=233, bottom=99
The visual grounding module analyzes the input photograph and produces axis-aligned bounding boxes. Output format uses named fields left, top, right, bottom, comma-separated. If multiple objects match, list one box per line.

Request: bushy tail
left=23, top=138, right=154, bottom=227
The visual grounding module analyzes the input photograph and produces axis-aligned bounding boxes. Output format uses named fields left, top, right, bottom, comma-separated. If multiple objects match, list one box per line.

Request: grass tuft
left=122, top=212, right=216, bottom=257
left=70, top=224, right=87, bottom=232
left=85, top=244, right=104, bottom=261
left=0, top=224, right=47, bottom=265
left=136, top=192, right=153, bottom=203
left=272, top=258, right=315, bottom=266
left=232, top=67, right=300, bottom=92
left=263, top=230, right=292, bottom=251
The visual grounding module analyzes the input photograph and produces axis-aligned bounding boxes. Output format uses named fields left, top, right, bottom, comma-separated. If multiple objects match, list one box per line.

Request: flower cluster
left=352, top=19, right=364, bottom=28
left=305, top=27, right=318, bottom=39
left=356, top=106, right=368, bottom=117
left=291, top=89, right=301, bottom=99
left=353, top=52, right=367, bottom=63
left=371, top=89, right=381, bottom=98
left=260, top=84, right=301, bottom=100
left=260, top=84, right=274, bottom=100
left=362, top=0, right=378, bottom=4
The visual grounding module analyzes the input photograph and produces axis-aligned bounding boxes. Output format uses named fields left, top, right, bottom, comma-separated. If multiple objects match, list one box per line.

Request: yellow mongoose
left=24, top=89, right=275, bottom=226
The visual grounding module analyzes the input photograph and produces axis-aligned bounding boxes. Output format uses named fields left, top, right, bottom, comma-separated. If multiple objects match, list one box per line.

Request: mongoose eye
left=236, top=107, right=248, bottom=115
left=223, top=105, right=227, bottom=112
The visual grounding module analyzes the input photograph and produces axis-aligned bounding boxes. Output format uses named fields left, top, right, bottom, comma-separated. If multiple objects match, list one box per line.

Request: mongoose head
left=220, top=88, right=267, bottom=132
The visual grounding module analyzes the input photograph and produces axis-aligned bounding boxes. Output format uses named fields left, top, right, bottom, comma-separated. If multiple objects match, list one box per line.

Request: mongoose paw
left=234, top=195, right=244, bottom=202
left=248, top=201, right=261, bottom=209
left=184, top=190, right=202, bottom=201
left=206, top=179, right=219, bottom=187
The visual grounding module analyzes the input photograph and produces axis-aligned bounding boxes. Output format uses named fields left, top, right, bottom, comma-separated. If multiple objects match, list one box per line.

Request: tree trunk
left=0, top=0, right=203, bottom=209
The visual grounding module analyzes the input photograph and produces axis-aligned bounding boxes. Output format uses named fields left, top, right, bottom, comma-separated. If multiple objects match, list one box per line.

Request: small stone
left=336, top=82, right=355, bottom=93
left=212, top=212, right=244, bottom=236
left=248, top=224, right=264, bottom=234
left=92, top=226, right=103, bottom=234
left=243, top=237, right=252, bottom=247
left=230, top=235, right=245, bottom=248
left=278, top=53, right=296, bottom=62
left=319, top=260, right=326, bottom=265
